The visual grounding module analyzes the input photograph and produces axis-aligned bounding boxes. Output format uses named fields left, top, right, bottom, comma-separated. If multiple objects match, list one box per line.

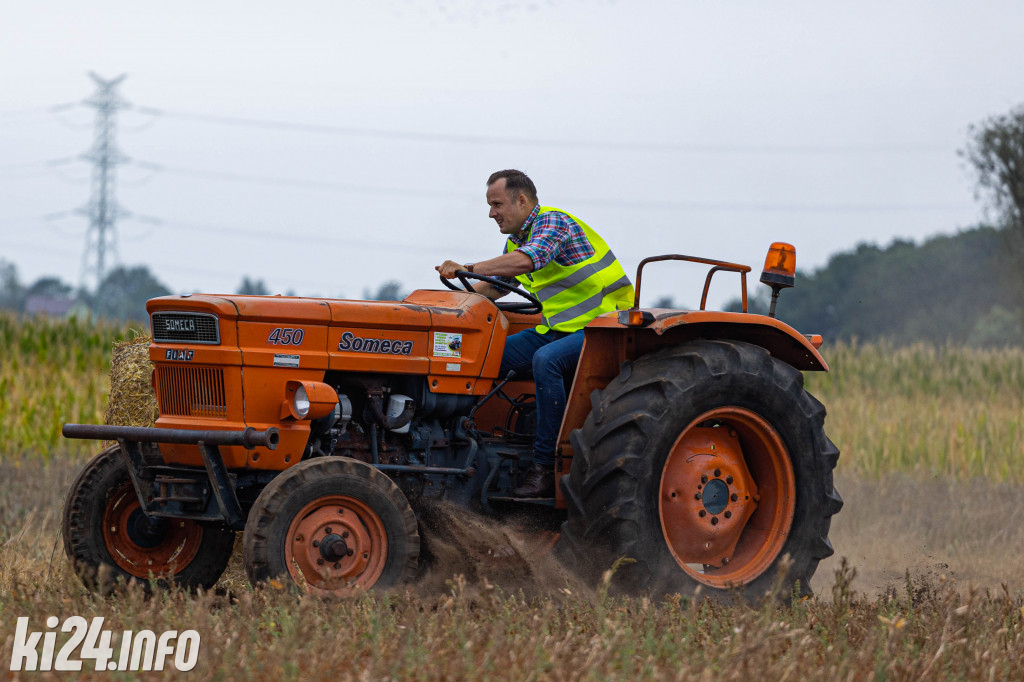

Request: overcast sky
left=2, top=0, right=1022, bottom=308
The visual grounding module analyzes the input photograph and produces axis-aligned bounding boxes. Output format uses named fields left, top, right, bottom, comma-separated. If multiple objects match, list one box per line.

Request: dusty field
left=4, top=458, right=1021, bottom=602
left=2, top=457, right=1023, bottom=680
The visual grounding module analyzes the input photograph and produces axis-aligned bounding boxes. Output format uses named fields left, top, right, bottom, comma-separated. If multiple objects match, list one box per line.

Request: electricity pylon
left=78, top=72, right=129, bottom=292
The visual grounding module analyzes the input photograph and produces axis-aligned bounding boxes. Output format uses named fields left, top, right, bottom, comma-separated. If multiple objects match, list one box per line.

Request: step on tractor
left=62, top=244, right=842, bottom=600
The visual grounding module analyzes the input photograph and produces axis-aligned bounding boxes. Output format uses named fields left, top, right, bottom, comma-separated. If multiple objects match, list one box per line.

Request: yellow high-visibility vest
left=506, top=206, right=634, bottom=334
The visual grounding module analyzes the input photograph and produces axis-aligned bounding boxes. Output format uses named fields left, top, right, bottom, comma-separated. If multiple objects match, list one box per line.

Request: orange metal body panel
left=403, top=290, right=500, bottom=394
left=145, top=291, right=535, bottom=471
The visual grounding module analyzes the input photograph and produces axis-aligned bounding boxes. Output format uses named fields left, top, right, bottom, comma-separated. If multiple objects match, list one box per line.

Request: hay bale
left=104, top=333, right=158, bottom=428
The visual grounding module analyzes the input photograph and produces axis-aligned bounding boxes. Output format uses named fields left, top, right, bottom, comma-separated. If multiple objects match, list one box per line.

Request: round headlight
left=293, top=384, right=310, bottom=419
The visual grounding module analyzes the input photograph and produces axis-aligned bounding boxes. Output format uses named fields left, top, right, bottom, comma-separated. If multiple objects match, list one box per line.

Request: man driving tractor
left=437, top=169, right=634, bottom=497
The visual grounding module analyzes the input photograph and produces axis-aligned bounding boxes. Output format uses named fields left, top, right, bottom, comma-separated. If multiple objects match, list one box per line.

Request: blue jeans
left=498, top=328, right=585, bottom=467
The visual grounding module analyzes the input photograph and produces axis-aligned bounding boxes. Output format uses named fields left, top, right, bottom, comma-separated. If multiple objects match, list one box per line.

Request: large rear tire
left=243, top=457, right=419, bottom=596
left=558, top=340, right=842, bottom=600
left=62, top=446, right=236, bottom=593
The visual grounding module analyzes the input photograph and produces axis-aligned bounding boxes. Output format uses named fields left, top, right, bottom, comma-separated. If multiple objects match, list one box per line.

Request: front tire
left=243, top=457, right=419, bottom=595
left=558, top=340, right=842, bottom=600
left=62, top=446, right=236, bottom=593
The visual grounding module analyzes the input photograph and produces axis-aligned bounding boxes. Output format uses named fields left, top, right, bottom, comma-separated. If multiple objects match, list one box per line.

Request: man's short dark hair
left=487, top=169, right=538, bottom=203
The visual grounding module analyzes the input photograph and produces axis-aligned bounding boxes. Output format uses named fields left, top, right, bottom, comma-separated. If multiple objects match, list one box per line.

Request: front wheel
left=62, top=446, right=236, bottom=593
left=243, top=457, right=419, bottom=595
left=558, top=340, right=842, bottom=600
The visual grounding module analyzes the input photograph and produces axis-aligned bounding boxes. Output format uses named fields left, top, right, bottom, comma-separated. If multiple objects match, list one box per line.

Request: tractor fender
left=554, top=311, right=827, bottom=494
left=584, top=310, right=827, bottom=372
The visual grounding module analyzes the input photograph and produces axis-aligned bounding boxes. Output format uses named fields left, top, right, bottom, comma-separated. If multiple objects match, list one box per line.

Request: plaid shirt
left=500, top=205, right=595, bottom=283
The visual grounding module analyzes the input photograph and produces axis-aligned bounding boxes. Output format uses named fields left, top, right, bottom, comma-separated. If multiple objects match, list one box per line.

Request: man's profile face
left=486, top=178, right=532, bottom=235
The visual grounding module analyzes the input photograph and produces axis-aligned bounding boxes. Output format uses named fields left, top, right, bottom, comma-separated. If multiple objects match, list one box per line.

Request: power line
left=130, top=160, right=972, bottom=213
left=0, top=102, right=79, bottom=117
left=131, top=160, right=469, bottom=199
left=140, top=218, right=461, bottom=256
left=133, top=104, right=951, bottom=155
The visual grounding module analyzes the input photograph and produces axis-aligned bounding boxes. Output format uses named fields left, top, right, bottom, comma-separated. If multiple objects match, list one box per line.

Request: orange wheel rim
left=102, top=481, right=203, bottom=579
left=285, top=495, right=388, bottom=596
left=659, top=407, right=795, bottom=588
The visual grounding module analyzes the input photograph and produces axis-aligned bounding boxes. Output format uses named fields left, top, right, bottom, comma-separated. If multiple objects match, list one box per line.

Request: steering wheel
left=439, top=271, right=542, bottom=315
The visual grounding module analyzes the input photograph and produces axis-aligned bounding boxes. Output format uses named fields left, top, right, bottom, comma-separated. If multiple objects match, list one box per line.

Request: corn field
left=0, top=313, right=141, bottom=460
left=3, top=313, right=1022, bottom=483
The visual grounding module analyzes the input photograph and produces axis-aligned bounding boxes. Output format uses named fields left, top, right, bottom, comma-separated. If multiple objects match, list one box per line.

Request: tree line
left=0, top=262, right=409, bottom=322
left=720, top=103, right=1024, bottom=347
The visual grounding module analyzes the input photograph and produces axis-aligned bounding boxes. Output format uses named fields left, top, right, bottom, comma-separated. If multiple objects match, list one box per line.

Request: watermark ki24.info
left=10, top=616, right=199, bottom=672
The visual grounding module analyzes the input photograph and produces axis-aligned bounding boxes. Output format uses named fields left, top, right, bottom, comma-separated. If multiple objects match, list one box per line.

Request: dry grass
left=2, top=458, right=1023, bottom=680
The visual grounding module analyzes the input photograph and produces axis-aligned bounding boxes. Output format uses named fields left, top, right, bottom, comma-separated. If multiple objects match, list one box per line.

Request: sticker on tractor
left=433, top=332, right=462, bottom=358
left=446, top=363, right=460, bottom=372
left=164, top=349, right=194, bottom=361
left=338, top=331, right=413, bottom=355
left=273, top=354, right=300, bottom=368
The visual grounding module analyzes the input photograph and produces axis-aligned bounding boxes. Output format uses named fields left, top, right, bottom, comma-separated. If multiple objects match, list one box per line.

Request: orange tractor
left=62, top=245, right=841, bottom=599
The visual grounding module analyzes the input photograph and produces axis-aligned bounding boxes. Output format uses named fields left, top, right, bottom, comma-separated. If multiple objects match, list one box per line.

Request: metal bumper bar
left=62, top=423, right=280, bottom=529
left=61, top=424, right=279, bottom=450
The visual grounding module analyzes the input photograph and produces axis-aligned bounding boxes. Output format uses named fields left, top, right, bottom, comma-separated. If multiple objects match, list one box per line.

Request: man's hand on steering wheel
left=435, top=260, right=466, bottom=280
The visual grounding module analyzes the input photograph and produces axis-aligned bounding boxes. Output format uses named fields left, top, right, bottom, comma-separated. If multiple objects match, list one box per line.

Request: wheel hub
left=319, top=534, right=350, bottom=562
left=701, top=478, right=730, bottom=515
left=102, top=482, right=203, bottom=578
left=659, top=407, right=796, bottom=588
left=126, top=508, right=169, bottom=549
left=660, top=425, right=758, bottom=569
left=286, top=496, right=388, bottom=595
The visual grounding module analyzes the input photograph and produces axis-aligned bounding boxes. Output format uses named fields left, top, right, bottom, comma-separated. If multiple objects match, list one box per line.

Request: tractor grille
left=157, top=366, right=228, bottom=419
left=151, top=312, right=220, bottom=344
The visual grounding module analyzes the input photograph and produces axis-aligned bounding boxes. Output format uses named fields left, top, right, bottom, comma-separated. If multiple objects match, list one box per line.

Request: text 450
left=10, top=617, right=199, bottom=672
left=268, top=327, right=304, bottom=345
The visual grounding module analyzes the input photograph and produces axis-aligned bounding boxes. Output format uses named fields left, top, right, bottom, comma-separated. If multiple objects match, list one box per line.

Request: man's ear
left=517, top=193, right=529, bottom=208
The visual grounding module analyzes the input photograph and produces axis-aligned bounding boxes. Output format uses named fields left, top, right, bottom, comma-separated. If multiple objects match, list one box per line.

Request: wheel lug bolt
left=731, top=493, right=738, bottom=502
left=714, top=468, right=721, bottom=477
left=347, top=549, right=354, bottom=556
left=700, top=475, right=708, bottom=484
left=313, top=540, right=320, bottom=547
left=724, top=511, right=732, bottom=519
left=722, top=557, right=730, bottom=565
left=694, top=493, right=701, bottom=500
left=711, top=517, right=719, bottom=525
left=698, top=510, right=706, bottom=517
left=726, top=476, right=733, bottom=485
left=334, top=562, right=341, bottom=569
left=317, top=558, right=324, bottom=565
left=325, top=527, right=332, bottom=534
left=342, top=531, right=349, bottom=539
